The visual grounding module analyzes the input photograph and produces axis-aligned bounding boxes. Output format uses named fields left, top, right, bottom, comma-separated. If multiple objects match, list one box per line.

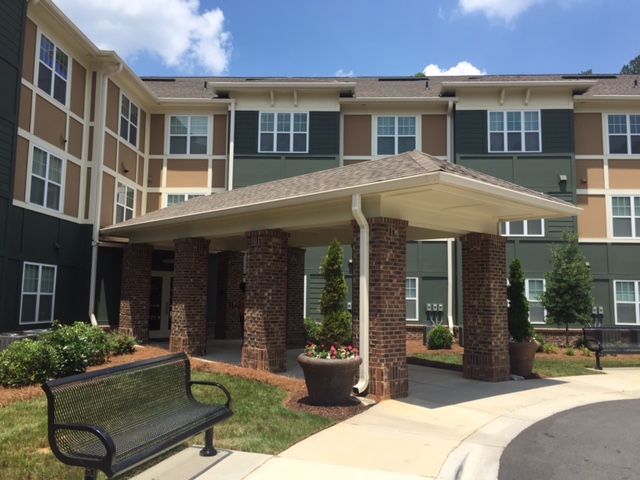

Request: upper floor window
left=115, top=182, right=134, bottom=223
left=169, top=116, right=209, bottom=154
left=166, top=194, right=204, bottom=207
left=406, top=277, right=418, bottom=321
left=120, top=95, right=139, bottom=147
left=614, top=280, right=639, bottom=324
left=608, top=114, right=640, bottom=154
left=20, top=262, right=56, bottom=324
left=489, top=111, right=540, bottom=152
left=377, top=116, right=416, bottom=155
left=501, top=219, right=544, bottom=237
left=526, top=278, right=545, bottom=324
left=259, top=112, right=308, bottom=153
left=30, top=146, right=63, bottom=212
left=612, top=196, right=640, bottom=238
left=37, top=35, right=68, bottom=105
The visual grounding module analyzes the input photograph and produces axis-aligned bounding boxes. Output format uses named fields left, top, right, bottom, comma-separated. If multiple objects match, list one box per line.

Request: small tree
left=317, top=239, right=352, bottom=348
left=507, top=259, right=532, bottom=342
left=540, top=231, right=594, bottom=347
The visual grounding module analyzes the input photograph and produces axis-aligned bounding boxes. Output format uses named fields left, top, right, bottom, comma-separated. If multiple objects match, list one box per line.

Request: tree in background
left=507, top=259, right=532, bottom=342
left=540, top=231, right=595, bottom=347
left=621, top=54, right=640, bottom=74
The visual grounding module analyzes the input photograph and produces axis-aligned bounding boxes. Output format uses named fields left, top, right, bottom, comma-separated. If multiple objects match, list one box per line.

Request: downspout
left=88, top=62, right=123, bottom=324
left=351, top=194, right=369, bottom=394
left=446, top=100, right=455, bottom=331
left=227, top=99, right=236, bottom=190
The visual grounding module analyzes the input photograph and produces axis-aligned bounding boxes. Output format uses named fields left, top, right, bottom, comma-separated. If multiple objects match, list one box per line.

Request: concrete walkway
left=132, top=343, right=640, bottom=480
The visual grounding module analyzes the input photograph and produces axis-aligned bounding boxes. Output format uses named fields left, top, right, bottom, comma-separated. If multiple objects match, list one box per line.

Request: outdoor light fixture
left=558, top=174, right=567, bottom=183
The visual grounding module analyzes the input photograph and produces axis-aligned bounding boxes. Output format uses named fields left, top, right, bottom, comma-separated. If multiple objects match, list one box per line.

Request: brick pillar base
left=215, top=251, right=245, bottom=339
left=170, top=237, right=210, bottom=356
left=242, top=230, right=289, bottom=373
left=118, top=243, right=152, bottom=343
left=461, top=233, right=510, bottom=382
left=287, top=247, right=306, bottom=348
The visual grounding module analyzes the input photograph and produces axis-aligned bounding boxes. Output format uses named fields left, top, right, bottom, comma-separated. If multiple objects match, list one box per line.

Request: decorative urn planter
left=508, top=341, right=538, bottom=377
left=297, top=354, right=363, bottom=406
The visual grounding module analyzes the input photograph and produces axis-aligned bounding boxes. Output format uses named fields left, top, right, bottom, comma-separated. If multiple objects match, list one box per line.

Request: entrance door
left=148, top=272, right=173, bottom=339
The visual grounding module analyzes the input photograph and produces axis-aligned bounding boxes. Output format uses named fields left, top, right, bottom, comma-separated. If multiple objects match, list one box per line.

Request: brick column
left=119, top=243, right=152, bottom=343
left=461, top=233, right=510, bottom=382
left=214, top=251, right=245, bottom=339
left=170, top=237, right=210, bottom=356
left=287, top=247, right=306, bottom=348
left=352, top=217, right=409, bottom=400
left=242, top=230, right=289, bottom=372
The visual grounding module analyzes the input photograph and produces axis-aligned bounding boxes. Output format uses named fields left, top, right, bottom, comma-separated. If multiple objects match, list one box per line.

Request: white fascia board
left=340, top=97, right=457, bottom=104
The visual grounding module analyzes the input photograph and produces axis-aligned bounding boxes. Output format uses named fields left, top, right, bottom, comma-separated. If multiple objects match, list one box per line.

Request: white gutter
left=227, top=99, right=236, bottom=191
left=351, top=194, right=369, bottom=394
left=446, top=100, right=454, bottom=331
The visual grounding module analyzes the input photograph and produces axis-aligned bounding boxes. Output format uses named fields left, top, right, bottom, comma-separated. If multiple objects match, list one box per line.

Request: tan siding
left=68, top=117, right=83, bottom=159
left=609, top=160, right=640, bottom=189
left=213, top=115, right=227, bottom=155
left=149, top=114, right=165, bottom=155
left=64, top=161, right=80, bottom=217
left=14, top=136, right=29, bottom=202
left=100, top=173, right=115, bottom=228
left=104, top=134, right=117, bottom=171
left=88, top=126, right=94, bottom=162
left=139, top=110, right=147, bottom=154
left=344, top=159, right=367, bottom=166
left=577, top=195, right=607, bottom=238
left=576, top=159, right=604, bottom=189
left=19, top=85, right=32, bottom=132
left=136, top=189, right=143, bottom=217
left=574, top=113, right=603, bottom=155
left=211, top=159, right=226, bottom=188
left=34, top=96, right=66, bottom=150
left=166, top=159, right=208, bottom=187
left=22, top=18, right=36, bottom=83
left=138, top=155, right=145, bottom=186
left=422, top=114, right=447, bottom=156
left=148, top=159, right=163, bottom=188
left=70, top=60, right=86, bottom=118
left=85, top=166, right=92, bottom=219
left=146, top=192, right=161, bottom=213
left=105, top=80, right=119, bottom=133
left=119, top=142, right=137, bottom=182
left=90, top=72, right=96, bottom=122
left=343, top=115, right=371, bottom=156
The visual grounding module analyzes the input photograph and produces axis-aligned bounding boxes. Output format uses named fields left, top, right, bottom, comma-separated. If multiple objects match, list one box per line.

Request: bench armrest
left=189, top=381, right=233, bottom=409
left=50, top=422, right=116, bottom=466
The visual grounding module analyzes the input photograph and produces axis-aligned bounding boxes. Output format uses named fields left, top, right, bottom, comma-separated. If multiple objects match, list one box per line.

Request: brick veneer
left=352, top=217, right=409, bottom=400
left=214, top=251, right=245, bottom=339
left=287, top=247, right=306, bottom=348
left=242, top=230, right=289, bottom=373
left=461, top=233, right=510, bottom=382
left=118, top=243, right=152, bottom=343
left=169, top=237, right=210, bottom=356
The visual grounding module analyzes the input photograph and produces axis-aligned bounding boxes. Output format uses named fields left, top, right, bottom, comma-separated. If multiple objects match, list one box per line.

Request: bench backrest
left=583, top=327, right=640, bottom=350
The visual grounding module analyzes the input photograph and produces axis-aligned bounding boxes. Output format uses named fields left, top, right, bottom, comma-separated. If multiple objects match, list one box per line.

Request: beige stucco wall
left=576, top=159, right=605, bottom=189
left=574, top=113, right=603, bottom=155
left=343, top=115, right=371, bottom=156
left=577, top=194, right=607, bottom=238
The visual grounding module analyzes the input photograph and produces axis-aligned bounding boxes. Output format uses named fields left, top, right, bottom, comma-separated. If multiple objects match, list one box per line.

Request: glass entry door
left=148, top=272, right=173, bottom=339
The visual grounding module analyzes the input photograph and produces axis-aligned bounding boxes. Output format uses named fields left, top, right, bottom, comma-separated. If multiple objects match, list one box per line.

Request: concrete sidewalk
left=132, top=346, right=640, bottom=480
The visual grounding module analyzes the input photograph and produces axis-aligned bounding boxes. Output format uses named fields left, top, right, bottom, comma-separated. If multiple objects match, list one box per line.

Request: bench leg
left=200, top=428, right=217, bottom=457
left=84, top=468, right=98, bottom=480
left=595, top=351, right=603, bottom=370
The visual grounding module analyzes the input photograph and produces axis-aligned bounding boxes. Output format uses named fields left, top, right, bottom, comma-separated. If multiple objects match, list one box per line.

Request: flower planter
left=297, top=354, right=362, bottom=406
left=508, top=341, right=538, bottom=377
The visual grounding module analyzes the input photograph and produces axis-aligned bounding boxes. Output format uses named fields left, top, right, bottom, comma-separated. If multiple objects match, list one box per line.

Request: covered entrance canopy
left=102, top=151, right=581, bottom=397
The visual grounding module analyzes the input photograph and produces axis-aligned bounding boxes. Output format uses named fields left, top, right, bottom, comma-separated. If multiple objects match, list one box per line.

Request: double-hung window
left=37, top=35, right=68, bottom=105
left=115, top=182, right=134, bottom=223
left=259, top=112, right=308, bottom=153
left=30, top=146, right=63, bottom=211
left=489, top=111, right=540, bottom=152
left=20, top=263, right=56, bottom=324
left=614, top=281, right=640, bottom=324
left=526, top=279, right=545, bottom=323
left=406, top=278, right=418, bottom=320
left=611, top=196, right=640, bottom=238
left=608, top=114, right=640, bottom=154
left=377, top=116, right=416, bottom=155
left=167, top=194, right=204, bottom=207
left=120, top=95, right=139, bottom=147
left=501, top=219, right=544, bottom=236
left=169, top=116, right=209, bottom=154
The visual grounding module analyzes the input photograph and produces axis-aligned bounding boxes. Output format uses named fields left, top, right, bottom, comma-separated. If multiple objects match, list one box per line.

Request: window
left=489, top=111, right=540, bottom=152
left=526, top=279, right=545, bottom=324
left=169, top=116, right=209, bottom=154
left=501, top=219, right=544, bottom=236
left=30, top=146, right=63, bottom=211
left=406, top=278, right=418, bottom=320
left=611, top=196, right=640, bottom=238
left=608, top=114, right=640, bottom=154
left=120, top=95, right=139, bottom=147
left=115, top=182, right=134, bottom=223
left=614, top=281, right=639, bottom=324
left=259, top=112, right=308, bottom=153
left=20, top=263, right=56, bottom=324
left=166, top=194, right=204, bottom=207
left=37, top=35, right=68, bottom=105
left=377, top=116, right=416, bottom=155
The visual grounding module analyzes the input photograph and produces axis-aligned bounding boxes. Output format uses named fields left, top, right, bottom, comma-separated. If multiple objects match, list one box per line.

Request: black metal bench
left=582, top=327, right=640, bottom=370
left=42, top=352, right=233, bottom=480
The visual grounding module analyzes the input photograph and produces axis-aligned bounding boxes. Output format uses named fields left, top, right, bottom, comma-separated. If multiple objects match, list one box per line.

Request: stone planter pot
left=509, top=341, right=538, bottom=377
left=297, top=354, right=363, bottom=406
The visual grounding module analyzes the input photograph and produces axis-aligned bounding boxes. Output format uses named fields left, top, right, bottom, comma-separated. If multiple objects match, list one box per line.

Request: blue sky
left=53, top=0, right=639, bottom=78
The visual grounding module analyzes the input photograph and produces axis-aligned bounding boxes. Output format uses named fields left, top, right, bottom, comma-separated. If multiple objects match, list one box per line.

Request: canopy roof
left=101, top=151, right=581, bottom=251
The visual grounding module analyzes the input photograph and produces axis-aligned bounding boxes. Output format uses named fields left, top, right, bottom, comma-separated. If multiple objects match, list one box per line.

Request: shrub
left=507, top=259, right=533, bottom=342
left=542, top=343, right=557, bottom=354
left=303, top=318, right=321, bottom=345
left=0, top=339, right=58, bottom=387
left=107, top=331, right=137, bottom=356
left=581, top=346, right=592, bottom=357
left=427, top=325, right=454, bottom=350
left=565, top=347, right=575, bottom=356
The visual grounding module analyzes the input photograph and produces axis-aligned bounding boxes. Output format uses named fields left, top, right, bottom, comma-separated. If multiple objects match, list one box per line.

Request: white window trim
left=614, top=280, right=640, bottom=325
left=115, top=182, right=135, bottom=224
left=37, top=34, right=69, bottom=106
left=168, top=115, right=210, bottom=155
left=526, top=278, right=546, bottom=324
left=120, top=94, right=139, bottom=147
left=488, top=110, right=542, bottom=153
left=406, top=277, right=419, bottom=321
left=607, top=113, right=640, bottom=155
left=258, top=112, right=309, bottom=153
left=375, top=115, right=418, bottom=156
left=28, top=145, right=65, bottom=213
left=20, top=262, right=57, bottom=325
left=501, top=219, right=545, bottom=237
left=611, top=195, right=640, bottom=238
left=165, top=193, right=205, bottom=207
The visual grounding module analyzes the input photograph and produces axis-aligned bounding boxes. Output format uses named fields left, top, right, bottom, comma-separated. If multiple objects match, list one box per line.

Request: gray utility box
left=0, top=329, right=49, bottom=352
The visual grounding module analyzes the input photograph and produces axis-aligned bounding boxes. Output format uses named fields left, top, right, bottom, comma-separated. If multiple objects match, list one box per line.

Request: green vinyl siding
left=309, top=112, right=340, bottom=155
left=541, top=110, right=574, bottom=153
left=233, top=156, right=339, bottom=188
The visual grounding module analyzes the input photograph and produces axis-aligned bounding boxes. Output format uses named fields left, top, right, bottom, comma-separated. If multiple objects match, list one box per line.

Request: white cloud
left=458, top=0, right=539, bottom=22
left=53, top=0, right=232, bottom=74
left=335, top=69, right=355, bottom=77
left=422, top=61, right=487, bottom=76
